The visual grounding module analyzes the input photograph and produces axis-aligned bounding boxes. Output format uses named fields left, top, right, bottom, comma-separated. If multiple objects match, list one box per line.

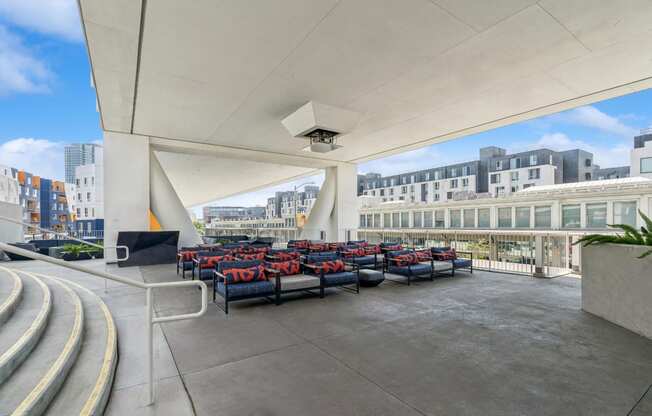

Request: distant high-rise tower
left=64, top=143, right=102, bottom=183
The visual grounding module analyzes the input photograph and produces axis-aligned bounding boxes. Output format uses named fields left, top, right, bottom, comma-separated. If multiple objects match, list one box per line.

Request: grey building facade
left=64, top=143, right=102, bottom=184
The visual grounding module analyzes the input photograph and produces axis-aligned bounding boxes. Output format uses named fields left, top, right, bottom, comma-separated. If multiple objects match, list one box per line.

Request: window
left=528, top=168, right=540, bottom=180
left=495, top=186, right=505, bottom=196
left=509, top=158, right=517, bottom=169
left=360, top=215, right=366, bottom=228
left=383, top=213, right=391, bottom=228
left=495, top=160, right=503, bottom=170
left=534, top=206, right=551, bottom=228
left=433, top=193, right=440, bottom=202
left=413, top=212, right=422, bottom=228
left=450, top=167, right=457, bottom=177
left=450, top=210, right=461, bottom=228
left=462, top=178, right=469, bottom=187
left=511, top=171, right=519, bottom=182
left=76, top=208, right=81, bottom=217
left=450, top=179, right=458, bottom=189
left=87, top=192, right=91, bottom=201
left=84, top=177, right=88, bottom=185
left=433, top=182, right=440, bottom=190
left=478, top=208, right=490, bottom=228
left=84, top=208, right=88, bottom=218
left=92, top=208, right=95, bottom=217
left=523, top=183, right=534, bottom=189
left=585, top=158, right=592, bottom=167
left=498, top=207, right=512, bottom=228
left=389, top=188, right=394, bottom=196
left=392, top=212, right=400, bottom=228
left=463, top=209, right=475, bottom=228
left=410, top=185, right=414, bottom=193
left=401, top=186, right=407, bottom=194
left=91, top=176, right=95, bottom=185
left=529, top=154, right=537, bottom=165
left=434, top=210, right=445, bottom=228
left=380, top=189, right=385, bottom=196
left=641, top=157, right=652, bottom=173
left=515, top=207, right=531, bottom=228
left=434, top=171, right=441, bottom=180
left=401, top=212, right=410, bottom=228
left=585, top=173, right=592, bottom=180
left=52, top=194, right=56, bottom=200
left=511, top=186, right=518, bottom=193
left=613, top=201, right=636, bottom=227
left=367, top=214, right=373, bottom=228
left=562, top=204, right=581, bottom=228
left=490, top=173, right=501, bottom=184
left=446, top=191, right=453, bottom=200
left=424, top=211, right=433, bottom=228
left=586, top=203, right=607, bottom=228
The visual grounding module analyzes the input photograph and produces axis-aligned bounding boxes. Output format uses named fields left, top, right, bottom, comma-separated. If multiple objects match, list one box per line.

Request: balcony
left=7, top=260, right=644, bottom=415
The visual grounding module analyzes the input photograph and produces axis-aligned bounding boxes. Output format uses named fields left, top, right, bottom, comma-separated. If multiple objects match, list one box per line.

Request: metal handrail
left=0, top=242, right=208, bottom=405
left=0, top=215, right=130, bottom=262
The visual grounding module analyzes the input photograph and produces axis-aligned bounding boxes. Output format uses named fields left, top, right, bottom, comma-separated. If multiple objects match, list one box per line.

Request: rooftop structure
left=64, top=143, right=102, bottom=184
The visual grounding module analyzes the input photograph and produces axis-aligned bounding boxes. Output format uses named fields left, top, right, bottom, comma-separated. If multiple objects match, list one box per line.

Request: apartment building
left=67, top=149, right=104, bottom=234
left=64, top=143, right=102, bottom=184
left=631, top=129, right=652, bottom=179
left=358, top=146, right=623, bottom=201
left=39, top=179, right=71, bottom=232
left=265, top=185, right=320, bottom=227
left=0, top=164, right=20, bottom=205
left=203, top=206, right=266, bottom=223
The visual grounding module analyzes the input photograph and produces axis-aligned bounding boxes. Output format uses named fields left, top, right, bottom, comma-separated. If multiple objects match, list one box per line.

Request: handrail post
left=146, top=287, right=154, bottom=406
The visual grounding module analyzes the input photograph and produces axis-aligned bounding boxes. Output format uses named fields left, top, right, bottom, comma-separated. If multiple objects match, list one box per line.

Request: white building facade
left=67, top=148, right=104, bottom=235
left=0, top=164, right=20, bottom=205
left=631, top=130, right=652, bottom=180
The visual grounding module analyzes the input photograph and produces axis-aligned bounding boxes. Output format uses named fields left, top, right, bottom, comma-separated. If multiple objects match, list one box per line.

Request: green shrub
left=575, top=210, right=652, bottom=259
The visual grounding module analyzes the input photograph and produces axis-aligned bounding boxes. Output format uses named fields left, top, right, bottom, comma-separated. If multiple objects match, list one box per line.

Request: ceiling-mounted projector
left=281, top=101, right=360, bottom=153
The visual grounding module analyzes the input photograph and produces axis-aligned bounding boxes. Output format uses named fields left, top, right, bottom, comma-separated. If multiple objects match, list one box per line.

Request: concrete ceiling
left=80, top=0, right=652, bottom=202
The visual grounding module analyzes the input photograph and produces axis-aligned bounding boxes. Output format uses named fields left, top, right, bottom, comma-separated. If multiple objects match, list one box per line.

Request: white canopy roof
left=79, top=1, right=652, bottom=204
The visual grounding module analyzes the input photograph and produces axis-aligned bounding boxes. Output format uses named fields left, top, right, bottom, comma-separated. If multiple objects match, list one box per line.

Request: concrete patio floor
left=5, top=260, right=652, bottom=415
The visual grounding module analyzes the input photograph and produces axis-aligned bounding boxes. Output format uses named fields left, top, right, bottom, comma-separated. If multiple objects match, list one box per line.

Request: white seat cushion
left=432, top=261, right=453, bottom=271
left=273, top=274, right=321, bottom=291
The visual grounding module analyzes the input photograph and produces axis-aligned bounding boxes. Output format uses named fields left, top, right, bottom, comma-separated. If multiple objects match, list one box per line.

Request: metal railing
left=0, top=218, right=208, bottom=406
left=357, top=228, right=585, bottom=277
left=1, top=215, right=126, bottom=262
left=207, top=227, right=299, bottom=247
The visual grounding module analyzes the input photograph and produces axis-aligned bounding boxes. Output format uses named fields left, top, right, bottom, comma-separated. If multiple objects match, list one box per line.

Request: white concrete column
left=301, top=163, right=357, bottom=242
left=150, top=152, right=202, bottom=247
left=104, top=132, right=151, bottom=261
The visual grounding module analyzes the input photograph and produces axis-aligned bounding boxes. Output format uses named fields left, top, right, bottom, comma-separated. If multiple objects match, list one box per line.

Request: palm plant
left=575, top=210, right=652, bottom=258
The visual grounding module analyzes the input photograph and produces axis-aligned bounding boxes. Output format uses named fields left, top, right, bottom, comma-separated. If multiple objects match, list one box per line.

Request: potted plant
left=576, top=210, right=652, bottom=339
left=61, top=243, right=104, bottom=261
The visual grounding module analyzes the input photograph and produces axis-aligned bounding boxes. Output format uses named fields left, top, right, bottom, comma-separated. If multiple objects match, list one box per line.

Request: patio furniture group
left=176, top=239, right=473, bottom=314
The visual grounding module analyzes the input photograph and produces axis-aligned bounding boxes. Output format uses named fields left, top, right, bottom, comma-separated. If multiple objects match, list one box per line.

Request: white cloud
left=0, top=138, right=64, bottom=179
left=559, top=106, right=637, bottom=138
left=0, top=0, right=82, bottom=42
left=509, top=132, right=631, bottom=168
left=0, top=25, right=51, bottom=96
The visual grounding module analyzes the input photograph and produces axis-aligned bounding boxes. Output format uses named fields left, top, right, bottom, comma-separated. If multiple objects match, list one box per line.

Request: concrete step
left=43, top=275, right=118, bottom=416
left=0, top=270, right=51, bottom=385
left=0, top=267, right=23, bottom=325
left=0, top=272, right=83, bottom=416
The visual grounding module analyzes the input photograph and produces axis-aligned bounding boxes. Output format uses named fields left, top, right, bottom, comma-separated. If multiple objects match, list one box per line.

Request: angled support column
left=301, top=163, right=357, bottom=242
left=150, top=152, right=202, bottom=247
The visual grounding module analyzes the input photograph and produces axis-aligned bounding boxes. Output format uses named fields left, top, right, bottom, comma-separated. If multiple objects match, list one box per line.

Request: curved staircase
left=0, top=266, right=118, bottom=415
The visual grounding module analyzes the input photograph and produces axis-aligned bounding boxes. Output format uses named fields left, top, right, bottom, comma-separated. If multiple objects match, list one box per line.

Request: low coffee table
left=358, top=269, right=385, bottom=287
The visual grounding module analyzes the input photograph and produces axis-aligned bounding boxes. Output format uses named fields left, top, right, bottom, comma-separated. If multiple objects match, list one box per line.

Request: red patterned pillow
left=384, top=244, right=403, bottom=251
left=438, top=249, right=457, bottom=260
left=314, top=260, right=345, bottom=274
left=292, top=240, right=309, bottom=249
left=342, top=248, right=365, bottom=258
left=415, top=250, right=432, bottom=261
left=364, top=245, right=380, bottom=255
left=265, top=260, right=300, bottom=276
left=309, top=243, right=328, bottom=252
left=253, top=247, right=270, bottom=254
left=222, top=265, right=267, bottom=284
left=179, top=251, right=194, bottom=262
left=273, top=251, right=300, bottom=261
left=238, top=252, right=266, bottom=261
left=394, top=253, right=418, bottom=266
left=201, top=255, right=235, bottom=268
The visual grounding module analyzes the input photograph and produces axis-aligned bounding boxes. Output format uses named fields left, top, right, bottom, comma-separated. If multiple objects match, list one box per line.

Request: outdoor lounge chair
left=431, top=247, right=473, bottom=274
left=177, top=246, right=201, bottom=278
left=379, top=242, right=403, bottom=253
left=192, top=250, right=234, bottom=280
left=303, top=252, right=360, bottom=297
left=213, top=259, right=276, bottom=314
left=383, top=249, right=452, bottom=285
left=264, top=259, right=321, bottom=304
left=340, top=245, right=381, bottom=269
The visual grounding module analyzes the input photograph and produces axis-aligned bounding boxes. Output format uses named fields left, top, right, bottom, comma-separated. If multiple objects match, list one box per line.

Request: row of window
left=359, top=201, right=638, bottom=229
left=75, top=176, right=96, bottom=186
left=364, top=166, right=474, bottom=189
left=364, top=178, right=472, bottom=197
left=76, top=207, right=96, bottom=218
left=490, top=168, right=540, bottom=184
left=642, top=157, right=652, bottom=174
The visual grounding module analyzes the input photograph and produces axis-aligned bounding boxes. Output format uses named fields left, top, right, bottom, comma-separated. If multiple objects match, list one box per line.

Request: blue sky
left=1, top=1, right=651, bottom=216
